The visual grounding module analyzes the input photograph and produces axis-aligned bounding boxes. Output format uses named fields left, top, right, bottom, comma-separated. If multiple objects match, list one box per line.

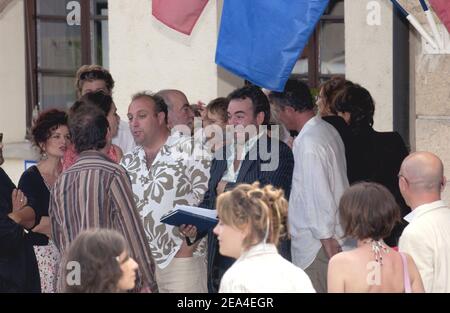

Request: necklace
left=363, top=239, right=389, bottom=266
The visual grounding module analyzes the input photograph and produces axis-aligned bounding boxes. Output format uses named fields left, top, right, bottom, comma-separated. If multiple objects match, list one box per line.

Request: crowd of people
left=0, top=64, right=449, bottom=293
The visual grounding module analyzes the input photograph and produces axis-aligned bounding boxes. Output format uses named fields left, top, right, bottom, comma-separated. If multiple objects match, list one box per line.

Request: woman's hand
left=32, top=216, right=51, bottom=238
left=11, top=189, right=27, bottom=211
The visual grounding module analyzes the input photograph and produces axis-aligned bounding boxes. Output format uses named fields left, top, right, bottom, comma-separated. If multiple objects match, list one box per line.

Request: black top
left=0, top=168, right=41, bottom=292
left=322, top=115, right=358, bottom=183
left=351, top=126, right=410, bottom=246
left=18, top=166, right=50, bottom=246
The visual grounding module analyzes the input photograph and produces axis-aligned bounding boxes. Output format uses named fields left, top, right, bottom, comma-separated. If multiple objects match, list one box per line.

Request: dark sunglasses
left=79, top=70, right=109, bottom=81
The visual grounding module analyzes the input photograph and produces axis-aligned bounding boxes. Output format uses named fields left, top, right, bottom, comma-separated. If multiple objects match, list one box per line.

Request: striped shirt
left=49, top=150, right=158, bottom=292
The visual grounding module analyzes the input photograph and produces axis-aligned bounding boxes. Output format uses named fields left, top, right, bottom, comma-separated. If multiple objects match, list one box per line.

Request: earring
left=41, top=151, right=48, bottom=160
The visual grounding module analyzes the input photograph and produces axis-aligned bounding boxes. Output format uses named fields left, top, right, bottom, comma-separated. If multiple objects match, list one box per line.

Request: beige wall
left=0, top=0, right=26, bottom=142
left=0, top=0, right=29, bottom=184
left=400, top=1, right=450, bottom=202
left=108, top=0, right=242, bottom=118
left=345, top=0, right=394, bottom=131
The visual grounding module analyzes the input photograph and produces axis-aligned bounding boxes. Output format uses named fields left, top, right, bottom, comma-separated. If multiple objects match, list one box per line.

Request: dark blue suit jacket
left=198, top=135, right=294, bottom=293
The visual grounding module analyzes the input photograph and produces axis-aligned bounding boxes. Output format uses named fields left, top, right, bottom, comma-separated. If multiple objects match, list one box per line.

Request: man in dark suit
left=195, top=85, right=294, bottom=293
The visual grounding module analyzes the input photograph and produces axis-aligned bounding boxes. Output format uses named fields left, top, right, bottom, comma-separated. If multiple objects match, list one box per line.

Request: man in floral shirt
left=121, top=91, right=211, bottom=293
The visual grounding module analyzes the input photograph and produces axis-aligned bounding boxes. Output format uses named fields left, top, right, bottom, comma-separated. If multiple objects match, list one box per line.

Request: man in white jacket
left=398, top=151, right=450, bottom=293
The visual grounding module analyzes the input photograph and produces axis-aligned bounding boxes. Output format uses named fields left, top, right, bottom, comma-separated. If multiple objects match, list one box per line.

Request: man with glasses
left=398, top=151, right=450, bottom=293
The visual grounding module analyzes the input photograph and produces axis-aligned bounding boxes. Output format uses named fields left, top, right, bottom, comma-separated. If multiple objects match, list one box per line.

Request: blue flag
left=216, top=0, right=329, bottom=91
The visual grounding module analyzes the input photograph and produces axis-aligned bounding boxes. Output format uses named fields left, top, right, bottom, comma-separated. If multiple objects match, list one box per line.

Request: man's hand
left=320, top=238, right=342, bottom=259
left=179, top=224, right=197, bottom=238
left=196, top=101, right=207, bottom=119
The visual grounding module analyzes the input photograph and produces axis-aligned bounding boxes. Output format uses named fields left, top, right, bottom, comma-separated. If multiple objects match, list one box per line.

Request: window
left=25, top=0, right=109, bottom=131
left=292, top=0, right=345, bottom=89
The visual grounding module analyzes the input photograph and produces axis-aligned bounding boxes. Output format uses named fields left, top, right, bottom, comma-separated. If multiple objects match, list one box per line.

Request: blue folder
left=160, top=206, right=218, bottom=233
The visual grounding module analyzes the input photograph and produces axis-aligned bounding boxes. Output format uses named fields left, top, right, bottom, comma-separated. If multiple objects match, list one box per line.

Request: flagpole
left=391, top=0, right=439, bottom=51
left=419, top=0, right=444, bottom=49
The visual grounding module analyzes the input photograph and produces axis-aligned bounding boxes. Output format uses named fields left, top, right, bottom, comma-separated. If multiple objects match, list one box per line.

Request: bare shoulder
left=329, top=251, right=354, bottom=268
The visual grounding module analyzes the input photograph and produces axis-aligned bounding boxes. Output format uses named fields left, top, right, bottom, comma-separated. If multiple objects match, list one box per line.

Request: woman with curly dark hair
left=63, top=229, right=139, bottom=293
left=18, top=109, right=70, bottom=292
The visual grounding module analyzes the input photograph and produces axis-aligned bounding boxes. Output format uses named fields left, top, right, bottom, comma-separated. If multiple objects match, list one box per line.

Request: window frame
left=294, top=0, right=345, bottom=89
left=24, top=0, right=107, bottom=133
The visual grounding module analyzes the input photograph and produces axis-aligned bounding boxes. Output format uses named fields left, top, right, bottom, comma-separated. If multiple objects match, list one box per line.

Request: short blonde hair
left=216, top=183, right=288, bottom=250
left=75, top=65, right=115, bottom=98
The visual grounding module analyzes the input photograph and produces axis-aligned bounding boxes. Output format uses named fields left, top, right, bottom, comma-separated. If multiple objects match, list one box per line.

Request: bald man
left=156, top=89, right=194, bottom=131
left=398, top=152, right=450, bottom=293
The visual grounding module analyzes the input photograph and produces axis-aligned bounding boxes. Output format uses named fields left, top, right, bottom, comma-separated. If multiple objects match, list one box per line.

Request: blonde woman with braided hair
left=214, top=183, right=315, bottom=293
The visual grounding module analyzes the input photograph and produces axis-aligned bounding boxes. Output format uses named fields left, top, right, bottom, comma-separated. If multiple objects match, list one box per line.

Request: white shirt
left=219, top=243, right=316, bottom=293
left=289, top=116, right=351, bottom=269
left=222, top=132, right=264, bottom=183
left=120, top=132, right=211, bottom=269
left=399, top=200, right=450, bottom=293
left=112, top=119, right=135, bottom=154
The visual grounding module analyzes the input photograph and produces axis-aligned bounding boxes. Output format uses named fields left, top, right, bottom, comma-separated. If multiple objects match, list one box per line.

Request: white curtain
left=0, top=0, right=14, bottom=15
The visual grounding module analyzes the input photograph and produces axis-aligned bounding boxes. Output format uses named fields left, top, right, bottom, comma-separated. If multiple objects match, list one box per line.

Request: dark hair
left=71, top=91, right=113, bottom=116
left=31, top=109, right=68, bottom=153
left=216, top=183, right=288, bottom=249
left=339, top=182, right=401, bottom=241
left=228, top=85, right=271, bottom=126
left=63, top=229, right=127, bottom=293
left=333, top=84, right=375, bottom=132
left=75, top=65, right=115, bottom=97
left=319, top=77, right=354, bottom=115
left=69, top=104, right=109, bottom=153
left=269, top=78, right=314, bottom=112
left=206, top=97, right=229, bottom=124
left=131, top=91, right=168, bottom=124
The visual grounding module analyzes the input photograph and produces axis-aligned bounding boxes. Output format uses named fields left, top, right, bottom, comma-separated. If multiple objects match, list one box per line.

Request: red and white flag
left=429, top=0, right=450, bottom=33
left=152, top=0, right=209, bottom=35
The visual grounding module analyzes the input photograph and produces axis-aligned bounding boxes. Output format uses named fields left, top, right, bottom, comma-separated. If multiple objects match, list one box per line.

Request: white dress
left=33, top=179, right=60, bottom=293
left=219, top=243, right=316, bottom=293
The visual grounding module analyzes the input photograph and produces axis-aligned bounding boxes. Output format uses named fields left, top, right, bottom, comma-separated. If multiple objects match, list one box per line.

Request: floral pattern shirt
left=121, top=132, right=212, bottom=269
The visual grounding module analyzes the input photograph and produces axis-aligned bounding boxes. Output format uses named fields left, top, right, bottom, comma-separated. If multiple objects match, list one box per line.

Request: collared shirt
left=399, top=200, right=450, bottom=292
left=219, top=243, right=316, bottom=293
left=222, top=131, right=264, bottom=183
left=49, top=150, right=157, bottom=292
left=120, top=132, right=211, bottom=269
left=289, top=116, right=351, bottom=270
left=403, top=200, right=446, bottom=224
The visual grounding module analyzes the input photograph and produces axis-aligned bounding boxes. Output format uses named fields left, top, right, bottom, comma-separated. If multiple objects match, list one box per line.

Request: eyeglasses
left=398, top=173, right=408, bottom=182
left=79, top=70, right=109, bottom=81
